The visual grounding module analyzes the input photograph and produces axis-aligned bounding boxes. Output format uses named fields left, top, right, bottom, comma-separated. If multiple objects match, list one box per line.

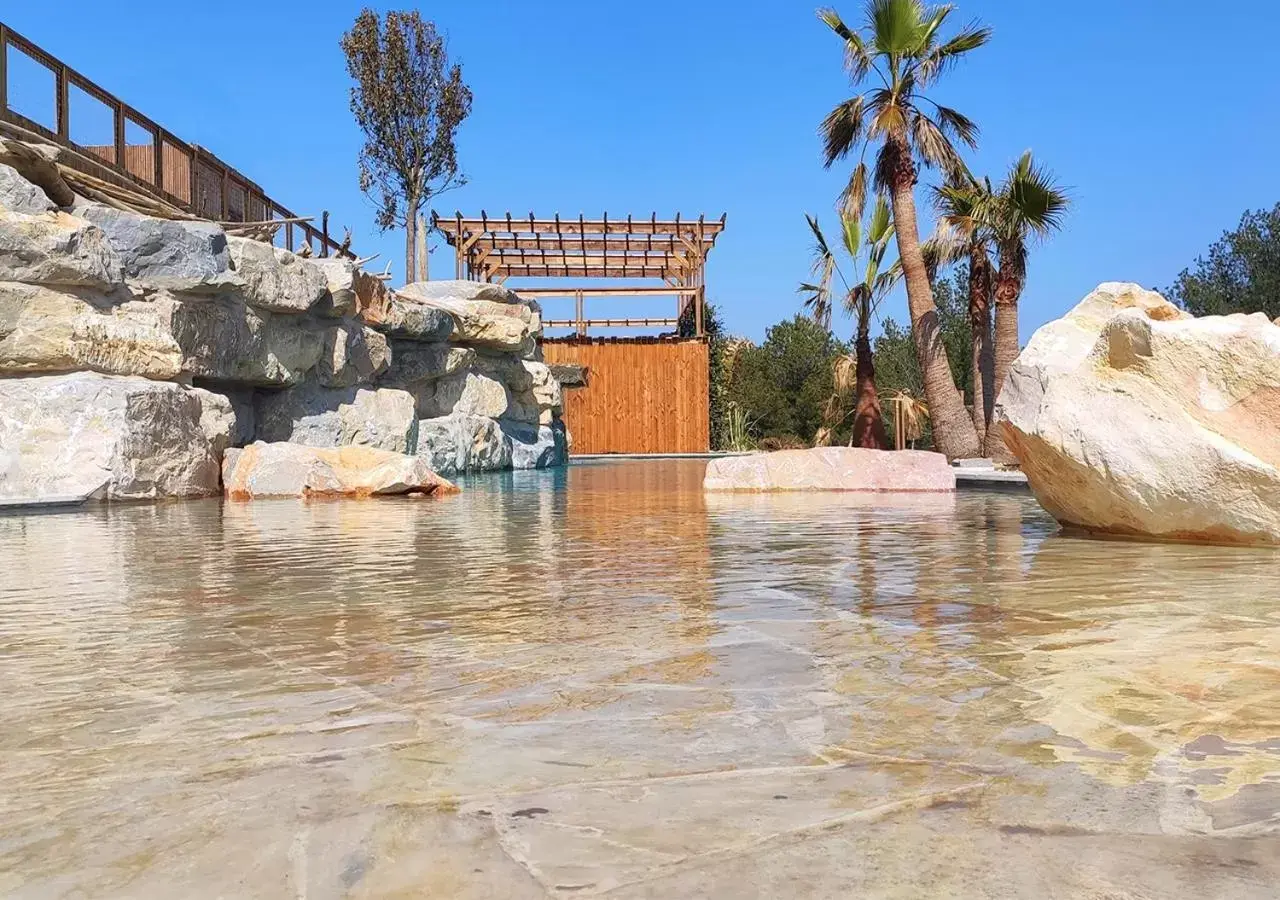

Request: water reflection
left=1, top=460, right=1277, bottom=897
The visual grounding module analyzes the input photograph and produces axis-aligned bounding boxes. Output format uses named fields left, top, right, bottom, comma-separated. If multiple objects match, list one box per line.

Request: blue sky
left=6, top=1, right=1280, bottom=343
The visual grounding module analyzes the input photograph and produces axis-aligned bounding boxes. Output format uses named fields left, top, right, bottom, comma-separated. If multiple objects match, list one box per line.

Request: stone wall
left=0, top=160, right=566, bottom=501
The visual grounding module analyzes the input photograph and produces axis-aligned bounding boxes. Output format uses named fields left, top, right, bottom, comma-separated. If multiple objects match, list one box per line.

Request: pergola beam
left=430, top=210, right=725, bottom=337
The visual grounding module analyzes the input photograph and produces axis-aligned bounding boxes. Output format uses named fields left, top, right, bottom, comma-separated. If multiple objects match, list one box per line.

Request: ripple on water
left=1, top=459, right=1278, bottom=897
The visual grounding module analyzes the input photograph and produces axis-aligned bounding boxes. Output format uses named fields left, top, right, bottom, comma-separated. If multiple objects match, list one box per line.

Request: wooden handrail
left=0, top=22, right=349, bottom=258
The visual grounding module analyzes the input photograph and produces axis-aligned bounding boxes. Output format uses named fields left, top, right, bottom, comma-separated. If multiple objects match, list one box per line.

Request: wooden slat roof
left=432, top=211, right=726, bottom=281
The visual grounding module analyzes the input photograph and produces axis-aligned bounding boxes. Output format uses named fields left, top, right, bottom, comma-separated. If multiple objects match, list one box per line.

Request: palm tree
left=931, top=153, right=1068, bottom=453
left=931, top=174, right=995, bottom=441
left=799, top=197, right=900, bottom=449
left=817, top=0, right=990, bottom=460
left=989, top=152, right=1069, bottom=403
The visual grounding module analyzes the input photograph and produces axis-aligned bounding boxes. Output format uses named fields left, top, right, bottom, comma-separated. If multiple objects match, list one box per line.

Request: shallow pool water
left=2, top=459, right=1278, bottom=898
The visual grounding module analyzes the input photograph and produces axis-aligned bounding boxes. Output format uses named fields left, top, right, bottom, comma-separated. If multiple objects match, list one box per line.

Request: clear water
left=1, top=459, right=1277, bottom=898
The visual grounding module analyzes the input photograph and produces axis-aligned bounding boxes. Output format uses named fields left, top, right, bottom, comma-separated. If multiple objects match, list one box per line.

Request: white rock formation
left=226, top=237, right=327, bottom=313
left=398, top=280, right=540, bottom=353
left=0, top=209, right=123, bottom=287
left=257, top=383, right=418, bottom=454
left=998, top=282, right=1280, bottom=544
left=0, top=372, right=220, bottom=500
left=76, top=205, right=235, bottom=292
left=0, top=157, right=568, bottom=500
left=704, top=447, right=956, bottom=492
left=0, top=281, right=183, bottom=378
left=0, top=163, right=55, bottom=215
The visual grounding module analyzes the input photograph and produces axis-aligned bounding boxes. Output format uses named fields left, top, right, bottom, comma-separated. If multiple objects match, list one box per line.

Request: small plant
left=725, top=401, right=757, bottom=452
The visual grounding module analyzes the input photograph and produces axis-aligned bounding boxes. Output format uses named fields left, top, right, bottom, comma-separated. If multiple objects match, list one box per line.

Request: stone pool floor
left=1, top=460, right=1277, bottom=897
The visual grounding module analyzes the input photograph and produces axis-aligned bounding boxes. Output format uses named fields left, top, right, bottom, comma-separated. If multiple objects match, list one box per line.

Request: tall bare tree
left=341, top=9, right=472, bottom=283
left=817, top=0, right=990, bottom=460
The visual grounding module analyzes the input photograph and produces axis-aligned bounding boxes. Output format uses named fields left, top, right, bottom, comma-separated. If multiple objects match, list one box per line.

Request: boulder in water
left=998, top=282, right=1280, bottom=544
left=222, top=442, right=456, bottom=499
left=0, top=372, right=220, bottom=500
left=703, top=447, right=955, bottom=492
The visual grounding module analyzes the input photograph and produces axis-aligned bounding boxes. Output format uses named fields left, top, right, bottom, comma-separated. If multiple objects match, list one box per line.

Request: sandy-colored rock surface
left=222, top=442, right=456, bottom=499
left=999, top=282, right=1280, bottom=544
left=0, top=372, right=220, bottom=500
left=704, top=447, right=956, bottom=492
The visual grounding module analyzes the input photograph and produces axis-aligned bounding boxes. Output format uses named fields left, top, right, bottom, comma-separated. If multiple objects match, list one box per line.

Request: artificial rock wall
left=0, top=159, right=565, bottom=501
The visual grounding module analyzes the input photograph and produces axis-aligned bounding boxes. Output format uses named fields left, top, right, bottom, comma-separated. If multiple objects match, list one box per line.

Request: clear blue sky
left=6, top=1, right=1280, bottom=343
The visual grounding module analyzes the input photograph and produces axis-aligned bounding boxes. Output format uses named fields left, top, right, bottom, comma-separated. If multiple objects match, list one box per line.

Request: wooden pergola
left=432, top=212, right=726, bottom=336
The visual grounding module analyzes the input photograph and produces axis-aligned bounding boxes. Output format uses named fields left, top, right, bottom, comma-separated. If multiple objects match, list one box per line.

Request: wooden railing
left=0, top=23, right=346, bottom=257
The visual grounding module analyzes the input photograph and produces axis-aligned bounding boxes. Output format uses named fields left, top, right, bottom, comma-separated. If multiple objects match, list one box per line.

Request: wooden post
left=55, top=65, right=70, bottom=140
left=220, top=166, right=229, bottom=221
left=187, top=148, right=198, bottom=217
left=112, top=100, right=125, bottom=168
left=321, top=211, right=330, bottom=258
left=575, top=289, right=585, bottom=337
left=152, top=126, right=163, bottom=193
left=454, top=212, right=464, bottom=279
left=0, top=25, right=9, bottom=113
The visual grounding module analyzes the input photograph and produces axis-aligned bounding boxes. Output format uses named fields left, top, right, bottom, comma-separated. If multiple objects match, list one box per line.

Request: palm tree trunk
left=992, top=269, right=1021, bottom=400
left=988, top=261, right=1023, bottom=464
left=851, top=330, right=889, bottom=449
left=886, top=135, right=981, bottom=460
left=968, top=245, right=994, bottom=447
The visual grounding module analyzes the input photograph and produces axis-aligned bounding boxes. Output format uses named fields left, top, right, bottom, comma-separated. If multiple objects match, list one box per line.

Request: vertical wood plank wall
left=541, top=338, right=710, bottom=454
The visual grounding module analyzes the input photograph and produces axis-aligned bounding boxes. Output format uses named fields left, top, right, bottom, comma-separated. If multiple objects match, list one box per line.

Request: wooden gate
left=541, top=338, right=709, bottom=454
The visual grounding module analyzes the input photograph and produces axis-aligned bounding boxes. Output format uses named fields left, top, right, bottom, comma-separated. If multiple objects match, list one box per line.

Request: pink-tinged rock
left=222, top=442, right=458, bottom=499
left=703, top=447, right=955, bottom=492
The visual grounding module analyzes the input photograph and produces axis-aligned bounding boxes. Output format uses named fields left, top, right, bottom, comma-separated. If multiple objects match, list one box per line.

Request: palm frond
left=917, top=22, right=992, bottom=84
left=839, top=162, right=869, bottom=220
left=931, top=103, right=979, bottom=149
left=1001, top=151, right=1070, bottom=237
left=866, top=194, right=893, bottom=244
left=910, top=110, right=966, bottom=179
left=840, top=214, right=862, bottom=258
left=868, top=0, right=927, bottom=55
left=818, top=9, right=876, bottom=82
left=915, top=4, right=952, bottom=54
left=800, top=213, right=837, bottom=330
left=820, top=95, right=867, bottom=167
left=832, top=353, right=858, bottom=395
left=817, top=7, right=856, bottom=40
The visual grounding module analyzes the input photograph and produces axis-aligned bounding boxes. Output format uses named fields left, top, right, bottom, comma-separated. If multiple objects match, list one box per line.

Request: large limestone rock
left=77, top=205, right=234, bottom=292
left=318, top=324, right=390, bottom=388
left=160, top=293, right=324, bottom=386
left=0, top=209, right=123, bottom=288
left=226, top=237, right=327, bottom=313
left=507, top=420, right=569, bottom=470
left=397, top=280, right=538, bottom=353
left=256, top=382, right=418, bottom=453
left=310, top=256, right=357, bottom=318
left=378, top=341, right=475, bottom=405
left=379, top=294, right=455, bottom=342
left=416, top=412, right=513, bottom=475
left=222, top=442, right=456, bottom=499
left=0, top=163, right=55, bottom=215
left=191, top=387, right=239, bottom=457
left=703, top=447, right=956, bottom=492
left=998, top=282, right=1280, bottom=545
left=0, top=281, right=183, bottom=378
left=0, top=372, right=220, bottom=500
